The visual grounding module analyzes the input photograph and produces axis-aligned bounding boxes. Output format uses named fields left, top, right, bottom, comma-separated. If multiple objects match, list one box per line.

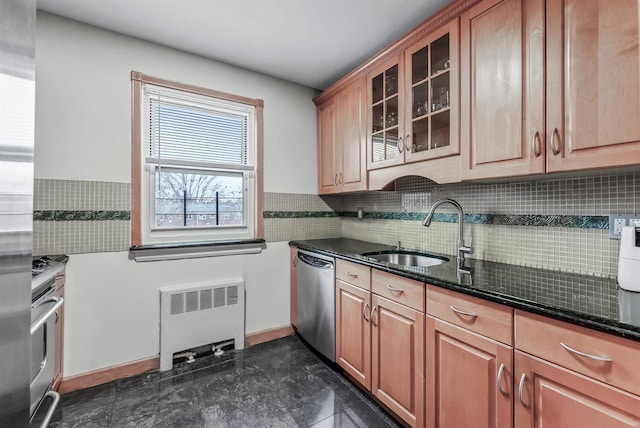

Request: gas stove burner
left=32, top=256, right=54, bottom=277
left=31, top=257, right=64, bottom=300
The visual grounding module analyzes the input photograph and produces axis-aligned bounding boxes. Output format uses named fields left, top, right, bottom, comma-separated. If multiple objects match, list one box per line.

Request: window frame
left=131, top=71, right=264, bottom=248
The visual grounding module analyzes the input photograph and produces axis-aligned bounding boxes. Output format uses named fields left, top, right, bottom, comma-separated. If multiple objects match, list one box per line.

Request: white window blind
left=143, top=84, right=256, bottom=170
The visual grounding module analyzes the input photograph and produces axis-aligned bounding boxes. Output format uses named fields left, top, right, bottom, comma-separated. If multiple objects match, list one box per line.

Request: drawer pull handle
left=551, top=127, right=561, bottom=155
left=497, top=363, right=508, bottom=396
left=345, top=272, right=358, bottom=278
left=531, top=131, right=541, bottom=157
left=371, top=306, right=378, bottom=326
left=560, top=342, right=612, bottom=362
left=386, top=284, right=405, bottom=294
left=363, top=302, right=370, bottom=322
left=518, top=373, right=528, bottom=408
left=449, top=305, right=477, bottom=318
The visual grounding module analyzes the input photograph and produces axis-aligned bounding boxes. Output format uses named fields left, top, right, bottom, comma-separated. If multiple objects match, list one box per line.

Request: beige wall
left=35, top=12, right=319, bottom=376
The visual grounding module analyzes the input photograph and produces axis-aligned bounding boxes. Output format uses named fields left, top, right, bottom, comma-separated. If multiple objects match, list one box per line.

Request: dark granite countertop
left=290, top=238, right=640, bottom=342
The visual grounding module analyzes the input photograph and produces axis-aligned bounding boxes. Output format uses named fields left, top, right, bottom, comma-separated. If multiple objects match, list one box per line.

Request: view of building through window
left=154, top=168, right=243, bottom=228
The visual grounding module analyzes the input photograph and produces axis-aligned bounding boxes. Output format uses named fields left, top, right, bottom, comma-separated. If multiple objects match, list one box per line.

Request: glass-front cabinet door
left=367, top=56, right=405, bottom=169
left=404, top=19, right=459, bottom=163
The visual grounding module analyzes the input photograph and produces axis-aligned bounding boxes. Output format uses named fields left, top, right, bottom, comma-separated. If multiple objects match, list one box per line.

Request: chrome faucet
left=423, top=198, right=472, bottom=272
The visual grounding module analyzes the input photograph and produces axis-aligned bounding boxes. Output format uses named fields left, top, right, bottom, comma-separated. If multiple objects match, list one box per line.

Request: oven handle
left=30, top=296, right=63, bottom=336
left=37, top=390, right=60, bottom=428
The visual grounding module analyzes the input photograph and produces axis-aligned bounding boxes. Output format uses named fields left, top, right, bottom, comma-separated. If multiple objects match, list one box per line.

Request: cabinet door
left=338, top=79, right=367, bottom=192
left=426, top=316, right=512, bottom=428
left=546, top=0, right=640, bottom=172
left=367, top=55, right=406, bottom=170
left=290, top=247, right=297, bottom=328
left=460, top=0, right=545, bottom=179
left=515, top=351, right=640, bottom=428
left=371, top=294, right=424, bottom=428
left=318, top=100, right=337, bottom=194
left=336, top=280, right=371, bottom=390
left=405, top=18, right=460, bottom=163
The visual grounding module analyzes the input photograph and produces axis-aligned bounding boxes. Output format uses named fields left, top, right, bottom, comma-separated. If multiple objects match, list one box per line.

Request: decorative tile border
left=263, top=211, right=339, bottom=219
left=305, top=211, right=609, bottom=229
left=34, top=210, right=131, bottom=221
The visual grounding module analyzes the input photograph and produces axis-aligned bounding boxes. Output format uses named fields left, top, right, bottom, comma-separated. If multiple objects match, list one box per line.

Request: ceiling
left=36, top=0, right=453, bottom=90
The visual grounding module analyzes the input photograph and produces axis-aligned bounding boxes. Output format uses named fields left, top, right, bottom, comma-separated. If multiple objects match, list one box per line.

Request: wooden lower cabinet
left=336, top=279, right=371, bottom=389
left=426, top=316, right=512, bottom=428
left=336, top=276, right=425, bottom=427
left=372, top=294, right=425, bottom=428
left=290, top=247, right=298, bottom=328
left=514, top=350, right=640, bottom=428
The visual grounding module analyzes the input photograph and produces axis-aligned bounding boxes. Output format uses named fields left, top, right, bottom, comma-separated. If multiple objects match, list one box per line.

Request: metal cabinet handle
left=363, top=302, right=370, bottom=322
left=550, top=127, right=561, bottom=155
left=338, top=172, right=343, bottom=185
left=560, top=342, right=612, bottom=362
left=518, top=373, right=528, bottom=408
left=449, top=305, right=478, bottom=318
left=345, top=272, right=358, bottom=278
left=386, top=284, right=405, bottom=294
left=293, top=255, right=298, bottom=267
left=31, top=296, right=64, bottom=336
left=405, top=134, right=412, bottom=152
left=497, top=363, right=508, bottom=396
left=371, top=306, right=378, bottom=326
left=531, top=131, right=541, bottom=157
left=35, top=390, right=61, bottom=428
left=334, top=174, right=339, bottom=185
left=398, top=136, right=405, bottom=152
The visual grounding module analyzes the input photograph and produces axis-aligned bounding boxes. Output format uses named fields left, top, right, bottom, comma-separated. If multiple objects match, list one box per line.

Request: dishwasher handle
left=298, top=252, right=334, bottom=269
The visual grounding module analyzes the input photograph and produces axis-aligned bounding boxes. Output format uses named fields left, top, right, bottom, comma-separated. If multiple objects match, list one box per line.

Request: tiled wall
left=338, top=174, right=638, bottom=278
left=32, top=179, right=342, bottom=255
left=33, top=173, right=638, bottom=279
left=33, top=179, right=130, bottom=255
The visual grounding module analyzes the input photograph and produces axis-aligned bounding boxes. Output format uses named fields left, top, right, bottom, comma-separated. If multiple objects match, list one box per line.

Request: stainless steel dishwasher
left=296, top=249, right=335, bottom=362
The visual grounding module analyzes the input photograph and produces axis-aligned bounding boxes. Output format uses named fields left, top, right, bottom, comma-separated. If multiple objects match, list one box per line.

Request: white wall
left=35, top=12, right=318, bottom=376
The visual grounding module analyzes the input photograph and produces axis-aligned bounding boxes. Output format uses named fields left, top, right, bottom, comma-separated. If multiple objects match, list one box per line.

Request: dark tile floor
left=48, top=335, right=401, bottom=428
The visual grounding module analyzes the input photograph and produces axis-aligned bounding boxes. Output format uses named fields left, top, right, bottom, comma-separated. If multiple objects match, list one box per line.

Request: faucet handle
left=460, top=245, right=473, bottom=255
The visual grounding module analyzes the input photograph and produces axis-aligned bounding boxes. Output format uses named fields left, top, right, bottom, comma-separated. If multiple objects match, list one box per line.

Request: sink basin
left=361, top=250, right=449, bottom=267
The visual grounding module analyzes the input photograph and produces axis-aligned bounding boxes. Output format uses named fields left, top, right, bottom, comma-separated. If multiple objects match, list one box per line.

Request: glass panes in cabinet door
left=371, top=65, right=400, bottom=162
left=429, top=33, right=451, bottom=149
left=409, top=33, right=452, bottom=155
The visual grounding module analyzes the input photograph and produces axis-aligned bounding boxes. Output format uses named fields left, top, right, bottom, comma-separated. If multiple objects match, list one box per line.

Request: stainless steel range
left=30, top=257, right=64, bottom=427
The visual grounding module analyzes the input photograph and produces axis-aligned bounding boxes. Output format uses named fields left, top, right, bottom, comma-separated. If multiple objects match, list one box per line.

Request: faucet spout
left=422, top=198, right=472, bottom=272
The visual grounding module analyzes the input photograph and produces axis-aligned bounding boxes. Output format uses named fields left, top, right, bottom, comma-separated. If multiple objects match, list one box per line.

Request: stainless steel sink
left=361, top=250, right=449, bottom=267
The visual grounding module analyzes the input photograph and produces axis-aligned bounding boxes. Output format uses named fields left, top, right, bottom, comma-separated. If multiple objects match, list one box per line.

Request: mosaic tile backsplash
left=33, top=173, right=638, bottom=279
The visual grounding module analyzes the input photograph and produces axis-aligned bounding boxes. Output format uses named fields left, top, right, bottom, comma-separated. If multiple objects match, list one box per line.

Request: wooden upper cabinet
left=546, top=0, right=640, bottom=172
left=462, top=0, right=640, bottom=179
left=367, top=55, right=406, bottom=170
left=404, top=18, right=460, bottom=164
left=317, top=79, right=366, bottom=194
left=317, top=100, right=337, bottom=194
left=367, top=20, right=461, bottom=173
left=338, top=79, right=367, bottom=192
left=460, top=0, right=545, bottom=180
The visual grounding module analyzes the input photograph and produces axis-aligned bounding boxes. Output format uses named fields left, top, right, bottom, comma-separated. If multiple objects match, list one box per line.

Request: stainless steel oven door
left=30, top=291, right=62, bottom=417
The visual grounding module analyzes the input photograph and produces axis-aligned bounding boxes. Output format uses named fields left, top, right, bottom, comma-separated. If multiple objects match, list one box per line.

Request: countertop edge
left=290, top=239, right=640, bottom=342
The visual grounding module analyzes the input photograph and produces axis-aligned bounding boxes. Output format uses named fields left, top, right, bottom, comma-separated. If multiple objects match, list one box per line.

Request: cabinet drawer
left=516, top=311, right=640, bottom=396
left=372, top=269, right=424, bottom=312
left=336, top=259, right=371, bottom=290
left=426, top=285, right=513, bottom=345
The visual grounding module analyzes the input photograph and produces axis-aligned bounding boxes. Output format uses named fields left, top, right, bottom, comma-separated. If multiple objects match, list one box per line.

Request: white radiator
left=159, top=279, right=245, bottom=371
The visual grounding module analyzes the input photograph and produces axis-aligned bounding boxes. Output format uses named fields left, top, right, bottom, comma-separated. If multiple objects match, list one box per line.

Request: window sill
left=129, top=239, right=266, bottom=262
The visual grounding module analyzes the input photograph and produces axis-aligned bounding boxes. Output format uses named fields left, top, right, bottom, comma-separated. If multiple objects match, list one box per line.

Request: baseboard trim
left=245, top=325, right=294, bottom=346
left=59, top=326, right=294, bottom=394
left=58, top=357, right=159, bottom=394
